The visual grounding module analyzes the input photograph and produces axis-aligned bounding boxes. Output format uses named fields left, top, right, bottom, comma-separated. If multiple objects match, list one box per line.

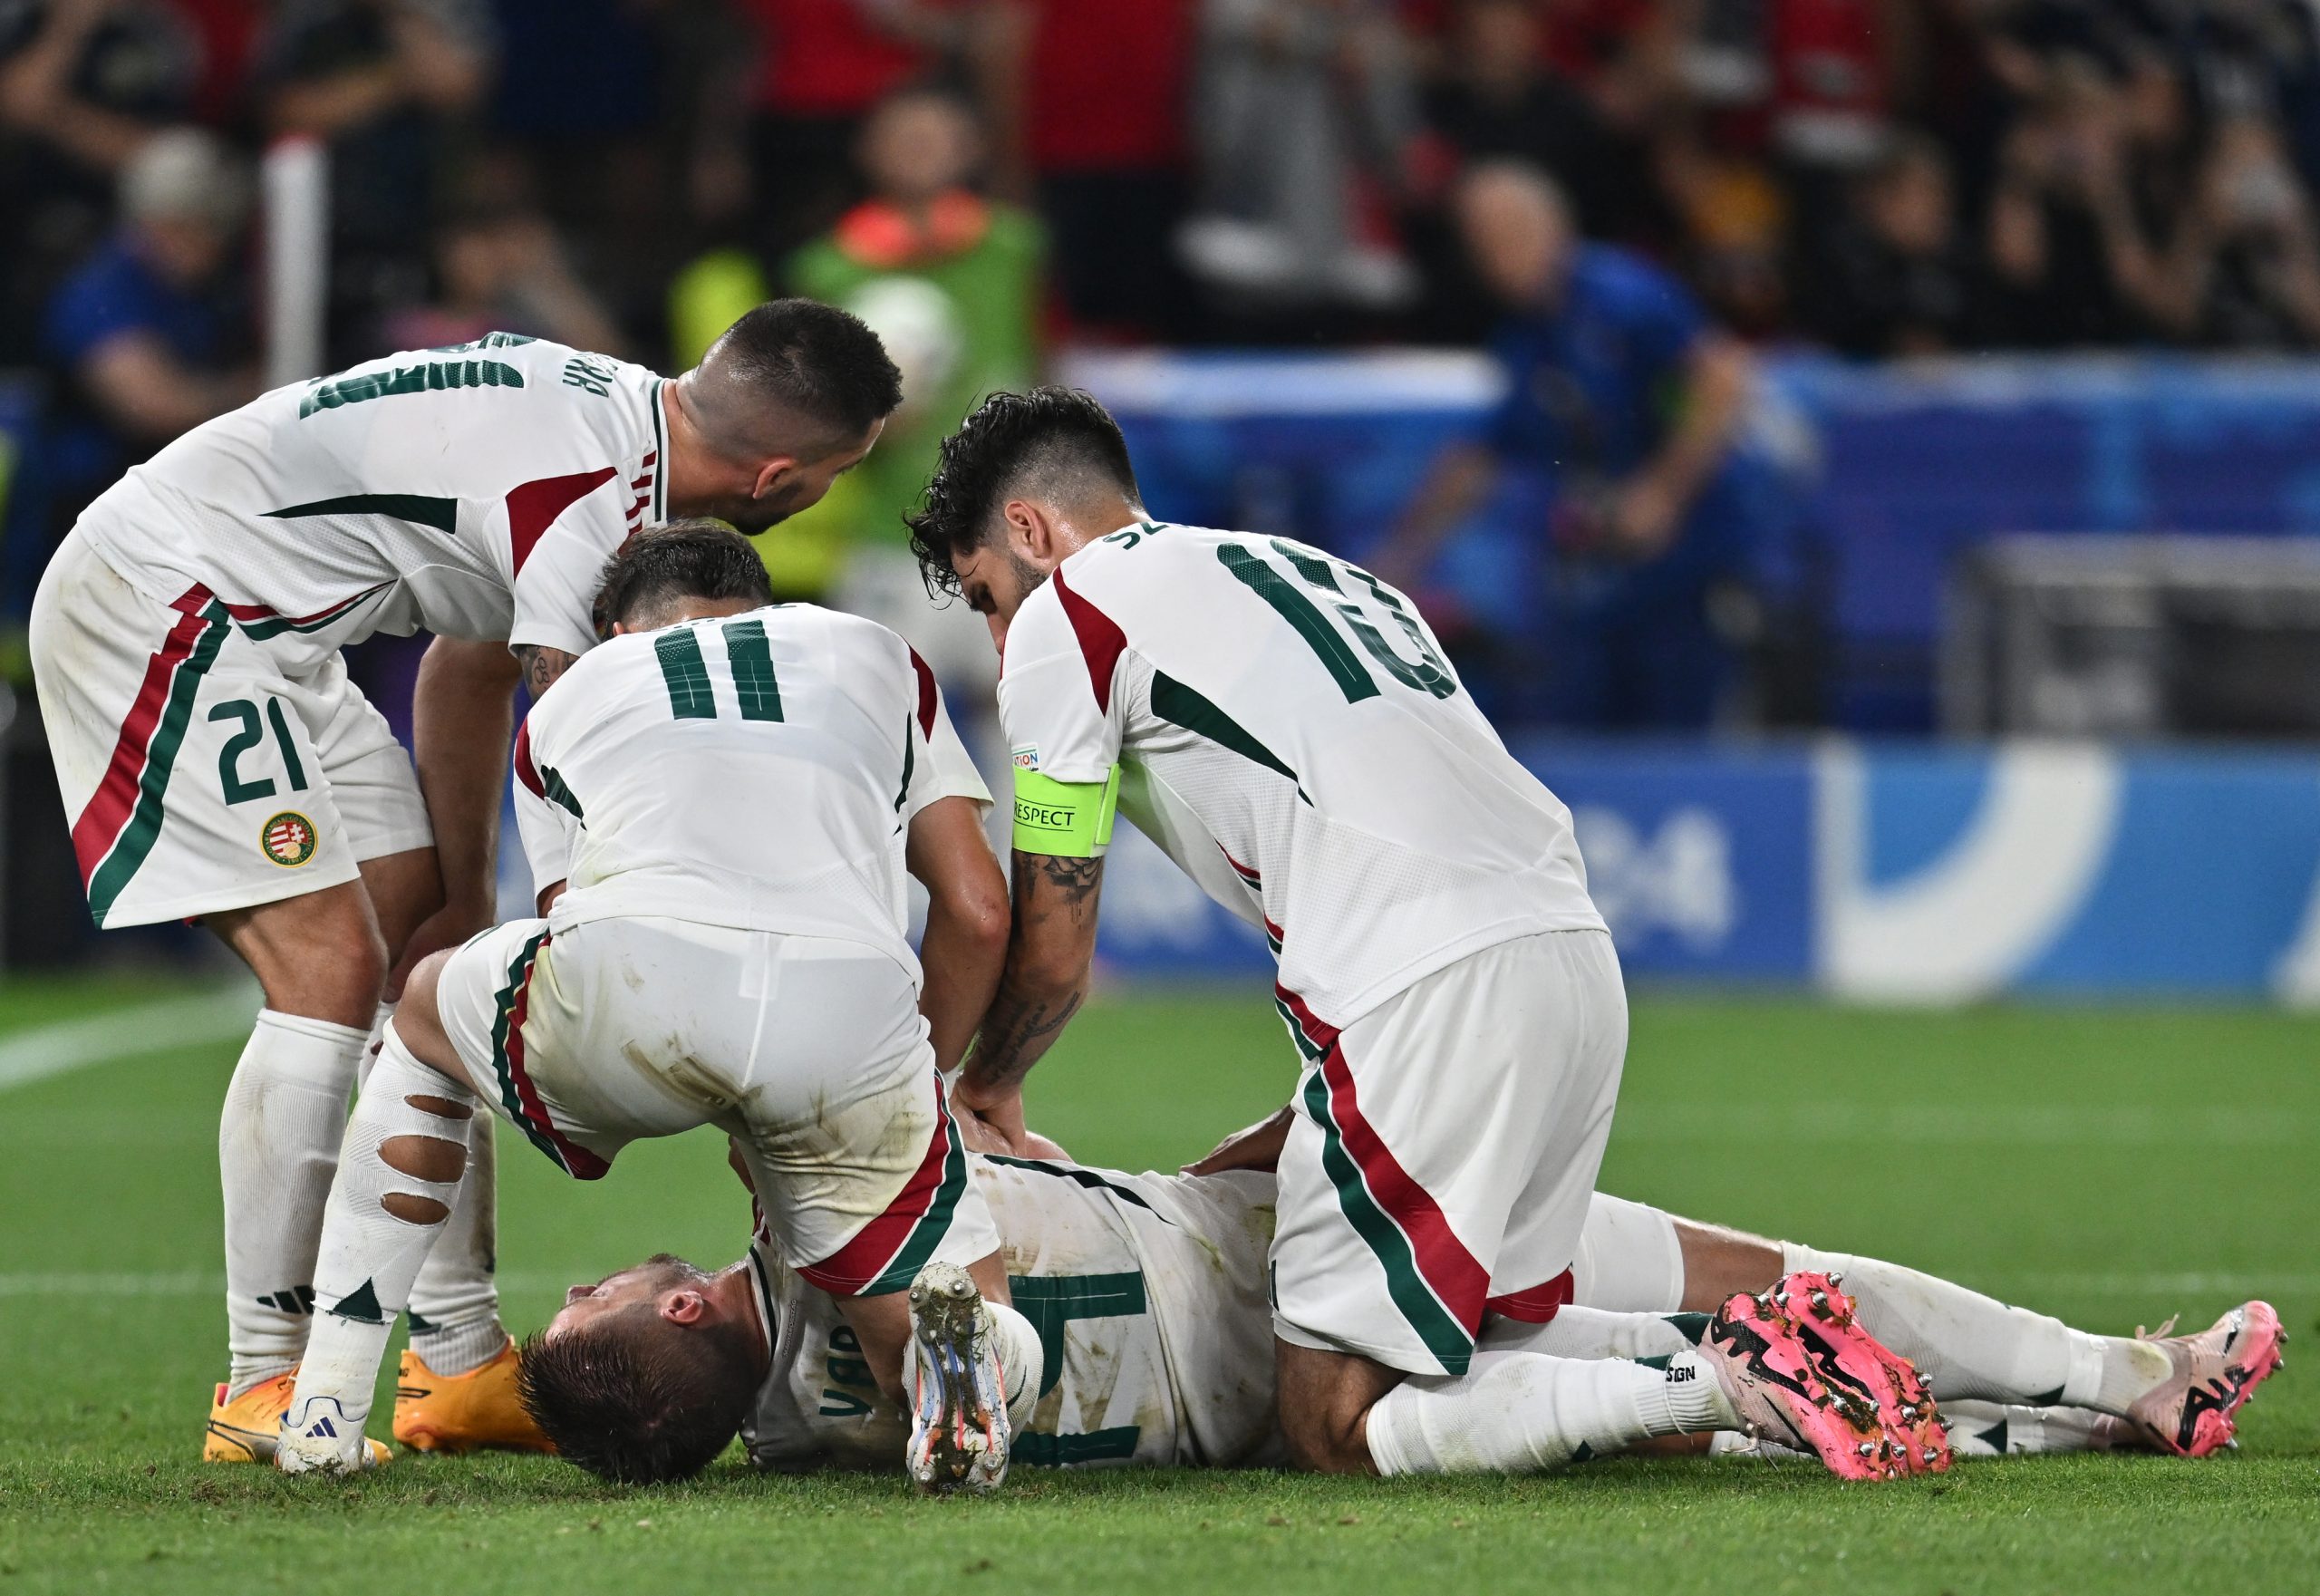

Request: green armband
left=1012, top=766, right=1119, bottom=857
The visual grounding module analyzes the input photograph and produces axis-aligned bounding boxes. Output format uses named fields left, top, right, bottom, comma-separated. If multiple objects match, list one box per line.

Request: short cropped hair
left=707, top=298, right=903, bottom=444
left=593, top=520, right=776, bottom=638
left=905, top=386, right=1140, bottom=598
left=517, top=1311, right=759, bottom=1485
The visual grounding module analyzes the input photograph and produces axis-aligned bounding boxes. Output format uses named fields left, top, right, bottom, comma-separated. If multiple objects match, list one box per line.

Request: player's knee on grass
left=517, top=1301, right=759, bottom=1484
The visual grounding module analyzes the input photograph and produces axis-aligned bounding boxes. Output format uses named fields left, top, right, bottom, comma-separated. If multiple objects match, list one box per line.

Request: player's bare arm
left=512, top=643, right=579, bottom=698
left=904, top=794, right=1011, bottom=1074
left=954, top=850, right=1105, bottom=1141
left=396, top=637, right=524, bottom=989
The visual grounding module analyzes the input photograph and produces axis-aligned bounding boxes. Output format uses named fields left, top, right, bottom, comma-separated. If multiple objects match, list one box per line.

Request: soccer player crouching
left=270, top=524, right=1043, bottom=1487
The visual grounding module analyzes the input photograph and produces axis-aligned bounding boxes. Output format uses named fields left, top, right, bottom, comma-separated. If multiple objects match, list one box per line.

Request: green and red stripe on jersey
left=1277, top=984, right=1489, bottom=1374
left=71, top=585, right=233, bottom=926
left=795, top=1074, right=971, bottom=1297
left=218, top=583, right=392, bottom=641
left=488, top=928, right=610, bottom=1180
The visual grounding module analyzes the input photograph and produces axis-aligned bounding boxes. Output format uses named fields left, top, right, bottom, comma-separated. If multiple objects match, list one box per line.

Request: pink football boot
left=1702, top=1271, right=1952, bottom=1481
left=2126, top=1301, right=2285, bottom=1458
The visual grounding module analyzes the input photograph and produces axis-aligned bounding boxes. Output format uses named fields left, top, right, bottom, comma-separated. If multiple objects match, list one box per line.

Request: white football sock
left=360, top=1002, right=508, bottom=1378
left=1365, top=1350, right=1739, bottom=1475
left=405, top=1116, right=507, bottom=1376
left=220, top=1010, right=368, bottom=1398
left=986, top=1300, right=1044, bottom=1429
left=1480, top=1303, right=1707, bottom=1363
left=1938, top=1399, right=2126, bottom=1457
left=1783, top=1244, right=2171, bottom=1414
left=898, top=1291, right=1044, bottom=1430
left=285, top=1028, right=477, bottom=1435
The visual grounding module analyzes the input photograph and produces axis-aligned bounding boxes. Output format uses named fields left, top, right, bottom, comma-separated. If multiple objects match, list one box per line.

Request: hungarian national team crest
left=260, top=811, right=318, bottom=867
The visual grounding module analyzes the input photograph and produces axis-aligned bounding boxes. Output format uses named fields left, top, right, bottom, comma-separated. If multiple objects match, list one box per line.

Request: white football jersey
left=512, top=603, right=989, bottom=972
left=74, top=335, right=667, bottom=670
left=1000, top=523, right=1605, bottom=1026
left=743, top=1156, right=1283, bottom=1471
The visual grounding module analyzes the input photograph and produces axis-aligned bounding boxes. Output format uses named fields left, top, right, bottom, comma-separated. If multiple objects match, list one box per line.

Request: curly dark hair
left=905, top=385, right=1140, bottom=598
left=516, top=1306, right=759, bottom=1484
left=592, top=519, right=775, bottom=638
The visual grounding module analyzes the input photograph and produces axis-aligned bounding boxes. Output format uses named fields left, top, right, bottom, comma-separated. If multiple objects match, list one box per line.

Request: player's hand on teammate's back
left=1183, top=1105, right=1295, bottom=1177
left=952, top=1084, right=1033, bottom=1156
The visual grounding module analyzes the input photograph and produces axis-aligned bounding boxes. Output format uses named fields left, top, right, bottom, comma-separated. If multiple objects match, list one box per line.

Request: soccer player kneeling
left=271, top=524, right=1041, bottom=1488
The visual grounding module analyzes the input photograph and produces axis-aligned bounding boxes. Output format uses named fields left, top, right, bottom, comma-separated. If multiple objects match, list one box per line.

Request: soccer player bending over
left=903, top=388, right=1948, bottom=1480
left=27, top=299, right=902, bottom=1462
left=271, top=524, right=1044, bottom=1488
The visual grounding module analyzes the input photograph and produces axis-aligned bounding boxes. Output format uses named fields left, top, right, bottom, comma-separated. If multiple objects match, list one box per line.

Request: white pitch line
left=0, top=982, right=258, bottom=1094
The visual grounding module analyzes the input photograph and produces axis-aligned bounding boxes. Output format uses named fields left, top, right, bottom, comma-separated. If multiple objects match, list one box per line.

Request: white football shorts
left=432, top=914, right=1001, bottom=1293
left=29, top=529, right=430, bottom=928
left=1271, top=927, right=1628, bottom=1376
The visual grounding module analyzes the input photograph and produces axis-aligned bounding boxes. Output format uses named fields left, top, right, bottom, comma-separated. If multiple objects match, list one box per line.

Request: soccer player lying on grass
left=271, top=525, right=1047, bottom=1487
left=511, top=1117, right=2277, bottom=1483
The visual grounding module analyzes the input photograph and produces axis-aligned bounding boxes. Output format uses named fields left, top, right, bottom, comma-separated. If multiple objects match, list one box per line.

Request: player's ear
left=608, top=620, right=632, bottom=636
left=660, top=1288, right=710, bottom=1326
left=1005, top=498, right=1056, bottom=565
left=750, top=457, right=799, bottom=500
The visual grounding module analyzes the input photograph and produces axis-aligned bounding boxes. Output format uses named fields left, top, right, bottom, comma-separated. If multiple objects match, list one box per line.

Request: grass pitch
left=2, top=978, right=2315, bottom=1593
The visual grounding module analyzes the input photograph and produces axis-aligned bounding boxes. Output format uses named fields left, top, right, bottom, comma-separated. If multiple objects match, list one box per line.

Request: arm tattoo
left=961, top=851, right=1107, bottom=1094
left=1034, top=854, right=1103, bottom=906
left=514, top=644, right=577, bottom=698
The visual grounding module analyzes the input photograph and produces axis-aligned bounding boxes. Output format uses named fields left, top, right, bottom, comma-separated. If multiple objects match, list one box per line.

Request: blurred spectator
left=0, top=0, right=196, bottom=171
left=1983, top=53, right=2145, bottom=345
left=990, top=0, right=1193, bottom=337
left=2191, top=114, right=2320, bottom=347
left=728, top=0, right=962, bottom=262
left=1378, top=162, right=1764, bottom=730
left=1416, top=0, right=1620, bottom=237
left=1806, top=130, right=1985, bottom=355
left=10, top=125, right=253, bottom=615
left=380, top=205, right=627, bottom=355
left=256, top=0, right=493, bottom=360
left=0, top=0, right=205, bottom=362
left=772, top=84, right=1041, bottom=687
left=1178, top=0, right=1420, bottom=316
left=46, top=126, right=251, bottom=450
left=472, top=0, right=668, bottom=324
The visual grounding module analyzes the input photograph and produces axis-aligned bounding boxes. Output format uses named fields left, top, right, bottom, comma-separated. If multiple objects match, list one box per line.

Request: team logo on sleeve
left=259, top=811, right=318, bottom=867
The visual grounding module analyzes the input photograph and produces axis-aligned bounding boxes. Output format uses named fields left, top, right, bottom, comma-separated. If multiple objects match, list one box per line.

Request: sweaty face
left=950, top=541, right=1050, bottom=656
left=543, top=1255, right=699, bottom=1340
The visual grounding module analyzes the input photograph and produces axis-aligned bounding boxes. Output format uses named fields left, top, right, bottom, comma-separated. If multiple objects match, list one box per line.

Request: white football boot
left=904, top=1262, right=1013, bottom=1493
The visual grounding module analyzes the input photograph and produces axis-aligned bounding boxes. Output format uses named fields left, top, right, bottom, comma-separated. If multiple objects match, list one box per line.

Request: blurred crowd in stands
left=9, top=0, right=2320, bottom=731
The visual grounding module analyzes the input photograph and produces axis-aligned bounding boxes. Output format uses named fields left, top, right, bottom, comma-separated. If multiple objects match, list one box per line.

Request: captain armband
left=1011, top=766, right=1119, bottom=858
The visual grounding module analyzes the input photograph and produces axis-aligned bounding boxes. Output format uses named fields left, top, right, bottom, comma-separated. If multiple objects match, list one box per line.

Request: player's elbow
left=949, top=880, right=1012, bottom=962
